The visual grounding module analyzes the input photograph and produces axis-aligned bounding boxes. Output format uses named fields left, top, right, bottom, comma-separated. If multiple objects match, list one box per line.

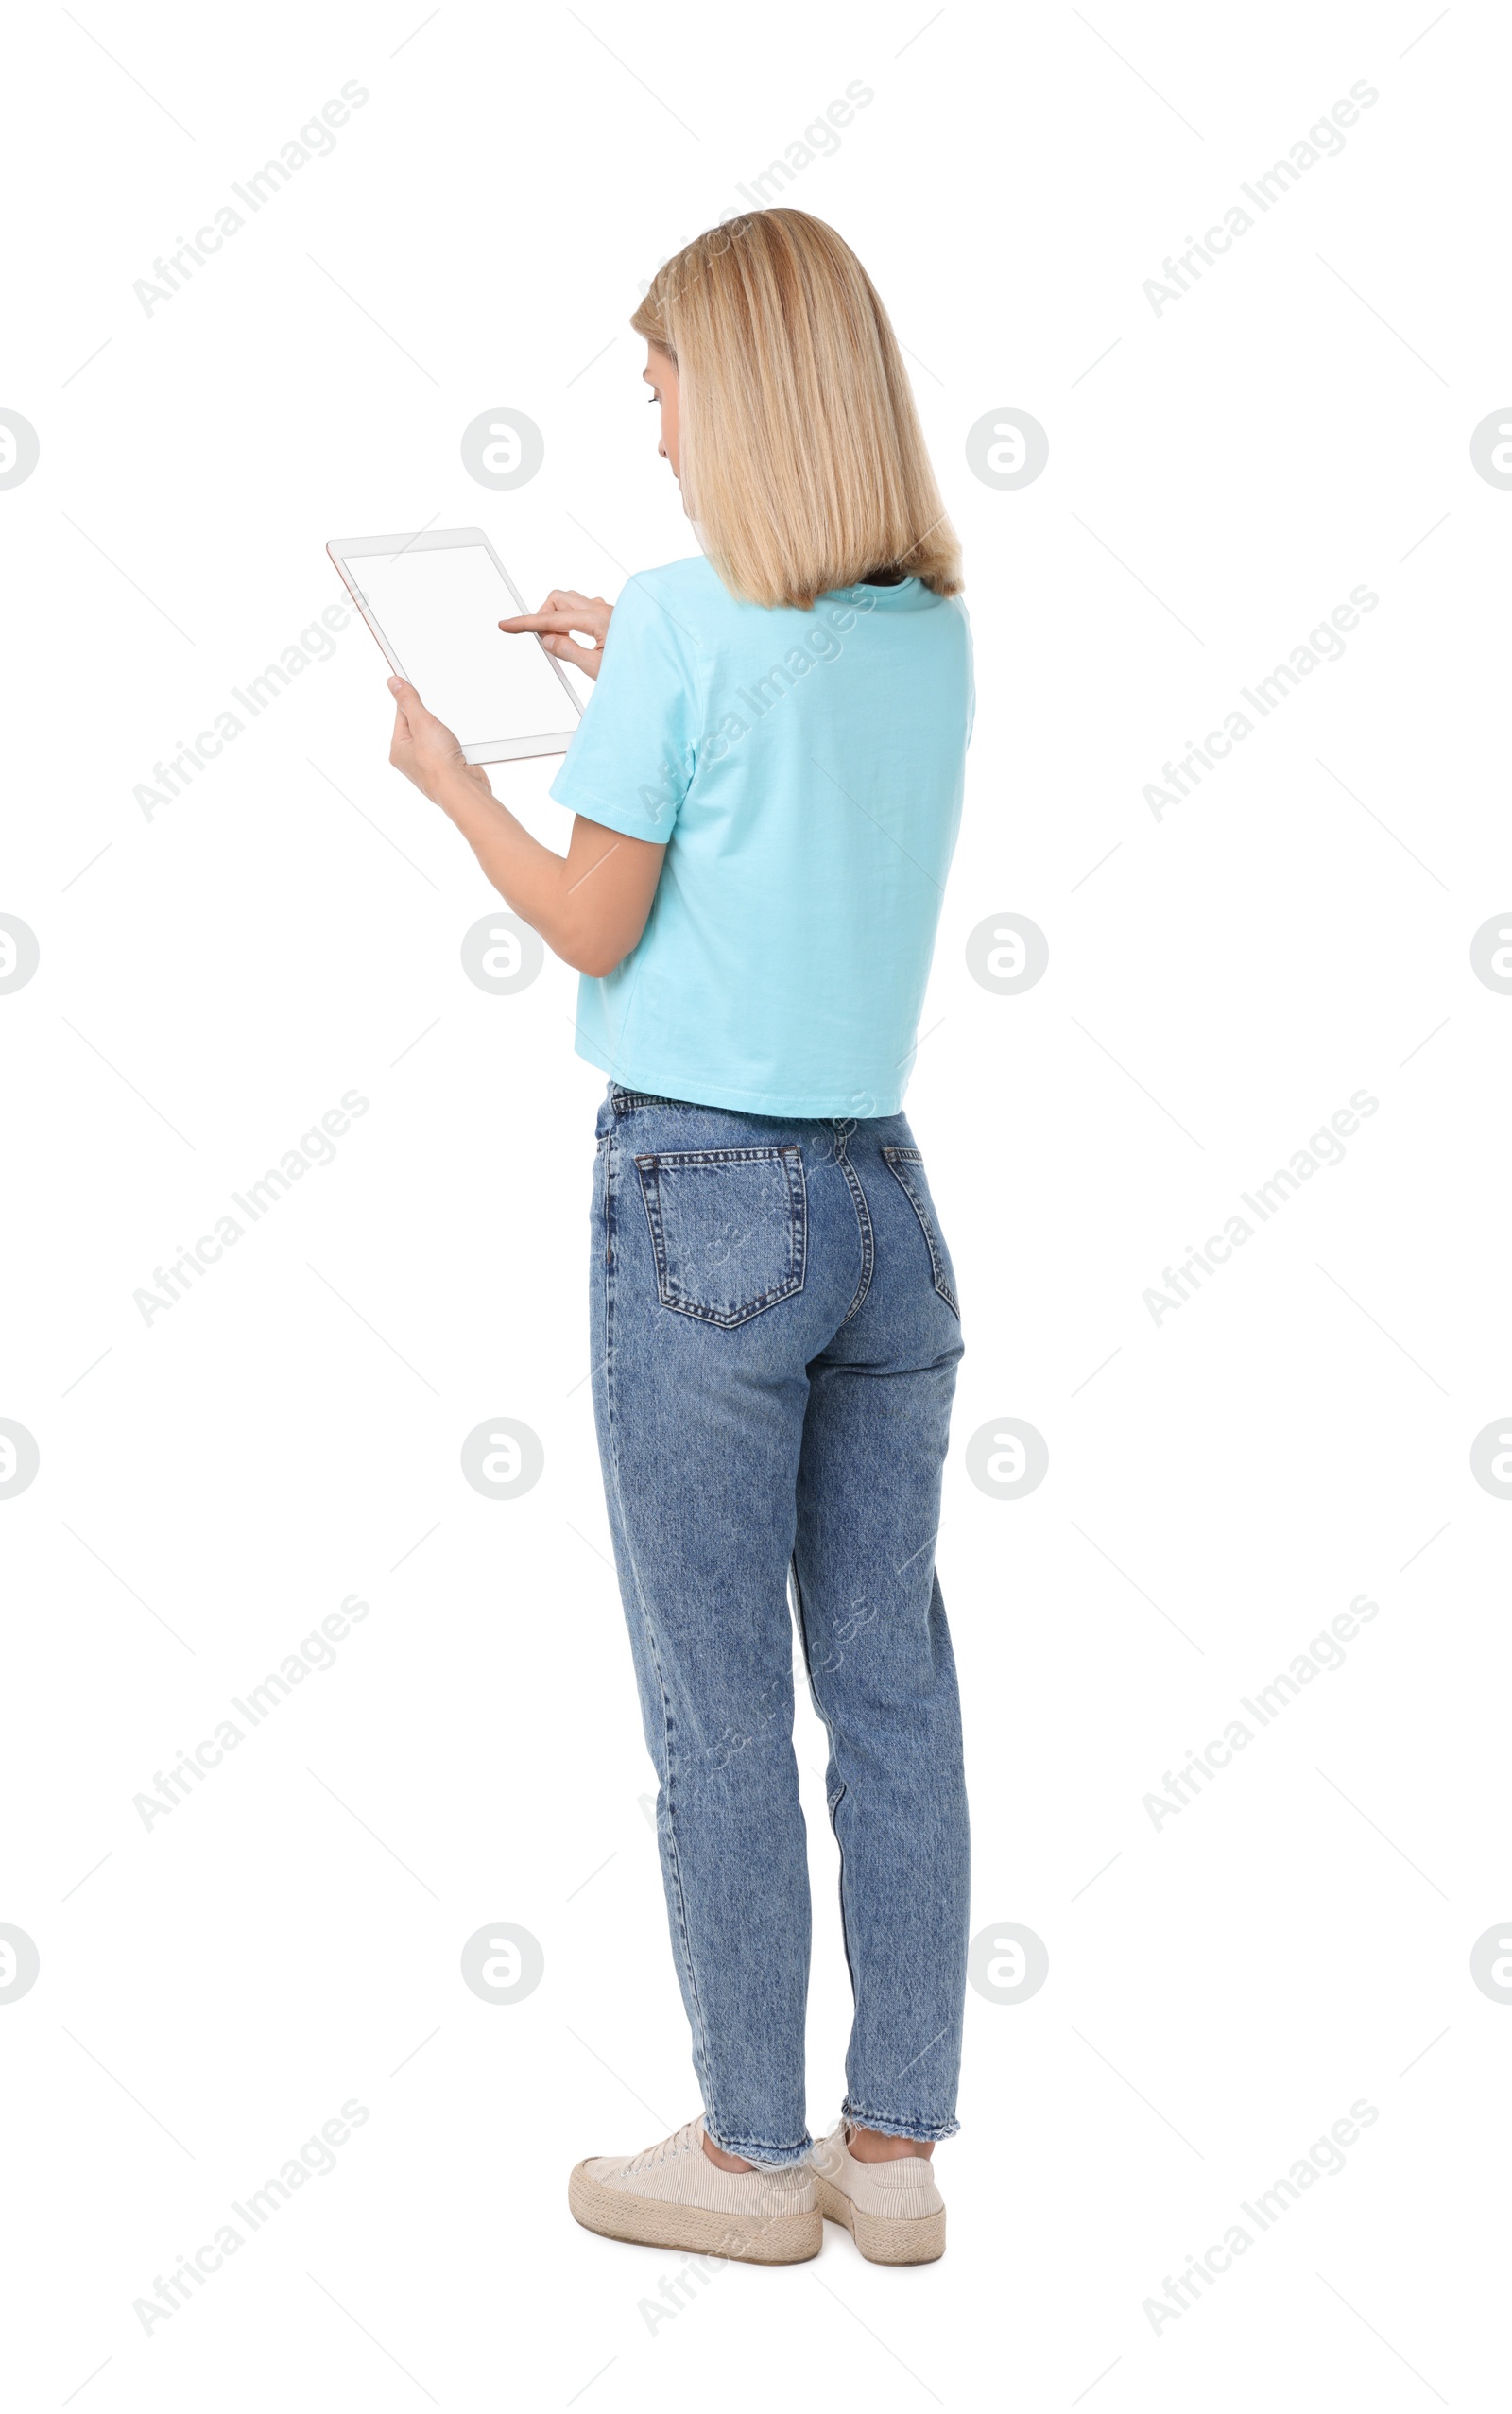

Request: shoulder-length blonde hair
left=630, top=209, right=961, bottom=610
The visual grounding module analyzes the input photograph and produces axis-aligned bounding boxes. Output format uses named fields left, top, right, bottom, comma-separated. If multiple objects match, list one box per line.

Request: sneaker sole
left=569, top=2162, right=822, bottom=2264
left=815, top=2173, right=947, bottom=2264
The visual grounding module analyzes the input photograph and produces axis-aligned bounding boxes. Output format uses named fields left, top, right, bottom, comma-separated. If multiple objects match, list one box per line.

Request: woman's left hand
left=387, top=675, right=492, bottom=802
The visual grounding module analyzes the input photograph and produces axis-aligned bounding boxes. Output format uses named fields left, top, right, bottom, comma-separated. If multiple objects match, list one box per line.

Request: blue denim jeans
left=590, top=1083, right=970, bottom=2165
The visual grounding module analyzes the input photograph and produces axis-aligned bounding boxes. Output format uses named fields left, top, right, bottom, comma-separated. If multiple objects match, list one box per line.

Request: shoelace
left=624, top=2116, right=704, bottom=2178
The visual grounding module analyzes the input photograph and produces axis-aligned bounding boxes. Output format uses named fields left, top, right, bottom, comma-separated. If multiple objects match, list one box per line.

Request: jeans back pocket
left=881, top=1147, right=960, bottom=1318
left=633, top=1147, right=807, bottom=1328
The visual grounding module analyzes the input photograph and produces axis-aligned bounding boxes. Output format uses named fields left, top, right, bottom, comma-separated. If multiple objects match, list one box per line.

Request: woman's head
left=631, top=209, right=961, bottom=609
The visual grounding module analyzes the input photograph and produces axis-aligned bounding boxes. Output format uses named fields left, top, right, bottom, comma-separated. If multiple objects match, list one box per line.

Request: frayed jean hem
left=841, top=2101, right=960, bottom=2145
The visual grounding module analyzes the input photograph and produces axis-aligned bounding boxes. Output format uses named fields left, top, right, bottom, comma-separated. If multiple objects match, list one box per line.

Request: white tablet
left=327, top=527, right=582, bottom=764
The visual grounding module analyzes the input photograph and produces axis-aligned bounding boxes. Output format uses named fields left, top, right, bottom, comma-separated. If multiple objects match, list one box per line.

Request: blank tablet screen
left=349, top=540, right=571, bottom=746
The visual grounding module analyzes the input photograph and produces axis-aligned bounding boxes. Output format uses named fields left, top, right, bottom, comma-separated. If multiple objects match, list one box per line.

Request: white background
left=3, top=2, right=1508, bottom=2406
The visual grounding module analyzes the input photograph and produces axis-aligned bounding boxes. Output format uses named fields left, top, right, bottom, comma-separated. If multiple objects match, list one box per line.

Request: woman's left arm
left=387, top=675, right=665, bottom=978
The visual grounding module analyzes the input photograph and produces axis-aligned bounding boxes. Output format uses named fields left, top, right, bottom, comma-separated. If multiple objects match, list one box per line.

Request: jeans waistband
left=610, top=1085, right=687, bottom=1114
left=607, top=1085, right=869, bottom=1140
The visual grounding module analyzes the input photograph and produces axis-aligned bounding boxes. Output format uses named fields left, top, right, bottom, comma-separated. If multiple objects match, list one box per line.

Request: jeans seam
left=835, top=1143, right=875, bottom=1322
left=602, top=1132, right=717, bottom=2116
left=791, top=1556, right=860, bottom=2032
left=880, top=1148, right=960, bottom=1319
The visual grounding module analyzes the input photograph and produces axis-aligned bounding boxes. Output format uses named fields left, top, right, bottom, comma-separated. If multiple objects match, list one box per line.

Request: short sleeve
left=549, top=573, right=699, bottom=841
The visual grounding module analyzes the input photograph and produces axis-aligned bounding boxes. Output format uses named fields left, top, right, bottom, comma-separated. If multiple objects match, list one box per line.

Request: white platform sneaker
left=811, top=2118, right=946, bottom=2263
left=570, top=2115, right=821, bottom=2264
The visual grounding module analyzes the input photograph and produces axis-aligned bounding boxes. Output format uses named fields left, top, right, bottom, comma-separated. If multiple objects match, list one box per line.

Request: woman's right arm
left=387, top=677, right=664, bottom=976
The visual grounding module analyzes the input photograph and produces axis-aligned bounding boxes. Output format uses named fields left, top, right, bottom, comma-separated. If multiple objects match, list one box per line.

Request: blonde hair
left=630, top=210, right=961, bottom=610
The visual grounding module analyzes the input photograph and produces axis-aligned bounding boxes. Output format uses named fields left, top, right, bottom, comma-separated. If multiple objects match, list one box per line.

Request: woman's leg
left=790, top=1119, right=970, bottom=2147
left=587, top=1089, right=857, bottom=2164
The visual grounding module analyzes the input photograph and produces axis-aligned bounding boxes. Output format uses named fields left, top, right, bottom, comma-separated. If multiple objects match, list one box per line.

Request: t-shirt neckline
left=835, top=575, right=923, bottom=603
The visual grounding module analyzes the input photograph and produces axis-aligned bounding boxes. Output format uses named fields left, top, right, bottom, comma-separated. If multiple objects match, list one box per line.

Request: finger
left=542, top=635, right=600, bottom=675
left=499, top=611, right=599, bottom=636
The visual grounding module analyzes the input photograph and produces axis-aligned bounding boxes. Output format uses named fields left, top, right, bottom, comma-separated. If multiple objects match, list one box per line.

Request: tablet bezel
left=327, top=526, right=582, bottom=764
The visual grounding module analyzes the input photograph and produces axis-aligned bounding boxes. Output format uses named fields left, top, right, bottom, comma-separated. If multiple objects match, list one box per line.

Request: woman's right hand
left=499, top=589, right=612, bottom=681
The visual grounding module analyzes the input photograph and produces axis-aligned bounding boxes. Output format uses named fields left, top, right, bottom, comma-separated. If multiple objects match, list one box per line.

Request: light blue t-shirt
left=549, top=554, right=972, bottom=1117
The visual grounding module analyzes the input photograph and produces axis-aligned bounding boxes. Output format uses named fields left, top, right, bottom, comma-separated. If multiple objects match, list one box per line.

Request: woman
left=387, top=209, right=973, bottom=2268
